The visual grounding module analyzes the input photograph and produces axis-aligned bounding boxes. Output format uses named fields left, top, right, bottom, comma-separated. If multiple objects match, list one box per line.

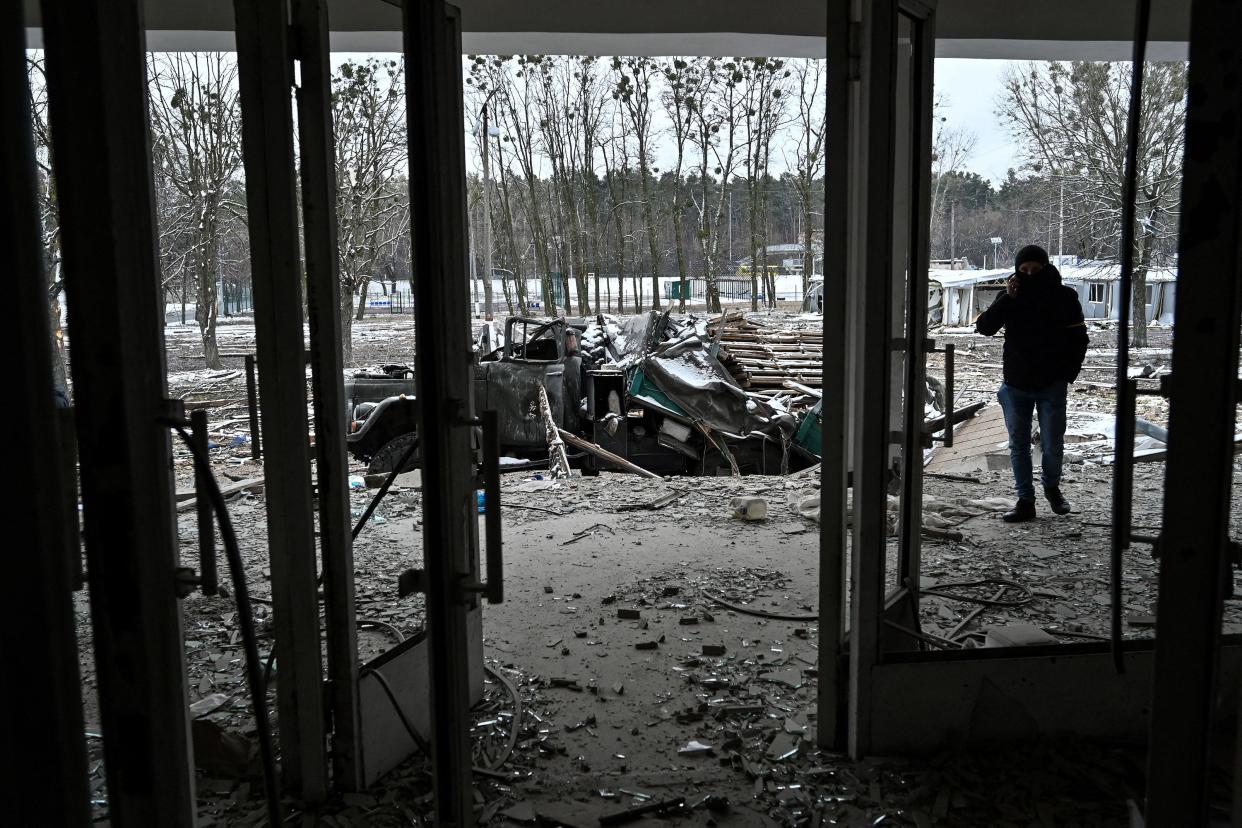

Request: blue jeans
left=997, top=382, right=1068, bottom=500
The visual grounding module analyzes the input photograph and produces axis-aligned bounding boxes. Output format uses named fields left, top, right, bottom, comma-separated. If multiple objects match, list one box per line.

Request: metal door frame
left=828, top=0, right=1242, bottom=788
left=39, top=0, right=197, bottom=822
left=825, top=0, right=938, bottom=758
left=401, top=2, right=484, bottom=823
left=1145, top=0, right=1242, bottom=819
left=4, top=7, right=91, bottom=824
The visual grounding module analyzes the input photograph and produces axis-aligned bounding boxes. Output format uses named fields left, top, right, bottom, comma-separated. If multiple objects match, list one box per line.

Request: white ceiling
left=23, top=0, right=1191, bottom=59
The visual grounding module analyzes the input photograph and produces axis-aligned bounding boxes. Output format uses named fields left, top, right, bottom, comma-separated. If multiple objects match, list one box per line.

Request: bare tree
left=660, top=57, right=696, bottom=313
left=929, top=92, right=978, bottom=257
left=789, top=59, right=826, bottom=296
left=688, top=58, right=744, bottom=313
left=25, top=55, right=70, bottom=400
left=457, top=53, right=833, bottom=319
left=533, top=57, right=589, bottom=313
left=332, top=58, right=408, bottom=363
left=489, top=56, right=559, bottom=314
left=148, top=52, right=243, bottom=369
left=573, top=56, right=609, bottom=315
left=613, top=57, right=662, bottom=309
left=600, top=105, right=636, bottom=312
left=466, top=56, right=528, bottom=315
left=740, top=57, right=788, bottom=310
left=493, top=134, right=528, bottom=315
left=1000, top=60, right=1186, bottom=346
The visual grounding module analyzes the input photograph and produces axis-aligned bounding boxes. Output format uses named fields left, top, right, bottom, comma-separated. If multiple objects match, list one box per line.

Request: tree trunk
left=341, top=282, right=356, bottom=365
left=495, top=154, right=528, bottom=315
left=1131, top=232, right=1154, bottom=348
left=557, top=163, right=590, bottom=315
left=538, top=236, right=555, bottom=315
left=195, top=212, right=222, bottom=370
left=613, top=217, right=626, bottom=314
left=610, top=188, right=627, bottom=313
left=672, top=196, right=687, bottom=314
left=748, top=202, right=760, bottom=313
left=638, top=150, right=661, bottom=310
left=573, top=242, right=590, bottom=316
left=48, top=287, right=68, bottom=402
left=564, top=271, right=575, bottom=314
left=522, top=175, right=555, bottom=315
left=699, top=227, right=719, bottom=314
left=584, top=174, right=604, bottom=315
left=802, top=183, right=814, bottom=296
left=499, top=268, right=514, bottom=316
left=355, top=275, right=370, bottom=321
left=44, top=238, right=70, bottom=401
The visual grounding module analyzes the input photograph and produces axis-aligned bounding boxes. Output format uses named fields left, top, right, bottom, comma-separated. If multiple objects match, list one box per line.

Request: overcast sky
left=934, top=59, right=1023, bottom=185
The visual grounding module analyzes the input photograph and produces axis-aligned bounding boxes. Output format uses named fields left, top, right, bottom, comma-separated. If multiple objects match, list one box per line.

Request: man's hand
left=1006, top=275, right=1020, bottom=298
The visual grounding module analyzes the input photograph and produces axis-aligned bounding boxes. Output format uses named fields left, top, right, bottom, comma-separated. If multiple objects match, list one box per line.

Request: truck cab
left=344, top=316, right=583, bottom=474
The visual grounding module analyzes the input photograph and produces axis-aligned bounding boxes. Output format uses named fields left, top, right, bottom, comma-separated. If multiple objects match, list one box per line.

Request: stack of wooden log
left=707, top=312, right=824, bottom=391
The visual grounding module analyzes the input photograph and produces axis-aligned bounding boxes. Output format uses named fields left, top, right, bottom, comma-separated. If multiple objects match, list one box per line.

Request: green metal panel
left=664, top=281, right=690, bottom=299
left=794, top=399, right=823, bottom=457
left=627, top=367, right=689, bottom=418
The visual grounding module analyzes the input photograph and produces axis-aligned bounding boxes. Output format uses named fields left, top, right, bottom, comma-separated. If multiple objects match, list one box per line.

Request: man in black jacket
left=975, top=244, right=1089, bottom=522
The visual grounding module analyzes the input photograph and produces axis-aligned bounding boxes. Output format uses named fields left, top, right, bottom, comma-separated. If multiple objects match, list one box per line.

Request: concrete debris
left=982, top=624, right=1059, bottom=647
left=677, top=740, right=714, bottom=757
left=152, top=318, right=1192, bottom=827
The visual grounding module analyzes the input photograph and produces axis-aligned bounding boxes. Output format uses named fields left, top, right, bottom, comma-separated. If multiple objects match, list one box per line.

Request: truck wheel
left=367, top=432, right=420, bottom=476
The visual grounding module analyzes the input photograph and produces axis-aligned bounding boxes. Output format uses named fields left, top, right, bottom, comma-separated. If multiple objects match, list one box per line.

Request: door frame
left=401, top=2, right=484, bottom=824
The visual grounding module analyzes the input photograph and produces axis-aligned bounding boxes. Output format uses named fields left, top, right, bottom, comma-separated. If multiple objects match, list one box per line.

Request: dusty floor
left=68, top=314, right=1242, bottom=825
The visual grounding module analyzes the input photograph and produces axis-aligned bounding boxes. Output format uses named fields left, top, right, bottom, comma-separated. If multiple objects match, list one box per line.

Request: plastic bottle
left=730, top=496, right=768, bottom=521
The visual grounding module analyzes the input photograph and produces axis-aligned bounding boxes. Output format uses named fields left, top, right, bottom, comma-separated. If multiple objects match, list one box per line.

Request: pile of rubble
left=707, top=311, right=825, bottom=393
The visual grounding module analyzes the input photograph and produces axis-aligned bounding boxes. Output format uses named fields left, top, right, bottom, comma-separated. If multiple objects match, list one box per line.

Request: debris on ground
left=65, top=316, right=1224, bottom=825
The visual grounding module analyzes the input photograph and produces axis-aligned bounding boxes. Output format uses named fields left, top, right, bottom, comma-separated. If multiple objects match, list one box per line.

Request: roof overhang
left=23, top=0, right=1190, bottom=59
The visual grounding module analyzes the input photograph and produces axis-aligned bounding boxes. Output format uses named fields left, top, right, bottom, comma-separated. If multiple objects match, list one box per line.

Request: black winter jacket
left=974, top=264, right=1089, bottom=391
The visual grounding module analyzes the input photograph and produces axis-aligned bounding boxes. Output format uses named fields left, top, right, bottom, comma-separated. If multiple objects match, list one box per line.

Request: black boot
left=1002, top=497, right=1037, bottom=523
left=1044, top=486, right=1072, bottom=515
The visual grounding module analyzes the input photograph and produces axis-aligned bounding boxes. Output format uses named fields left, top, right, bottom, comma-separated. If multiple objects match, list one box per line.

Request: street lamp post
left=481, top=99, right=495, bottom=321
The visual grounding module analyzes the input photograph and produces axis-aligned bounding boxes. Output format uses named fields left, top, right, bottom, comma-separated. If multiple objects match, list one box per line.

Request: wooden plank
left=783, top=380, right=824, bottom=398
left=175, top=477, right=265, bottom=510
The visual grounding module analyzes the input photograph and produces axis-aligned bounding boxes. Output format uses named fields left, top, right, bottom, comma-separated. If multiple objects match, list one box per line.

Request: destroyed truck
left=344, top=313, right=816, bottom=477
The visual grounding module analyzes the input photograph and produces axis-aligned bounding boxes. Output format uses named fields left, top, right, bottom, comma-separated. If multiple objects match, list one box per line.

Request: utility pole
left=469, top=219, right=478, bottom=309
left=1058, top=178, right=1065, bottom=261
left=950, top=201, right=956, bottom=265
left=481, top=98, right=496, bottom=320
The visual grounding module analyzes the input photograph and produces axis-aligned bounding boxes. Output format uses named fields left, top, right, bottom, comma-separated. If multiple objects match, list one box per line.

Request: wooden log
left=539, top=386, right=571, bottom=478
left=175, top=476, right=265, bottom=510
left=921, top=400, right=987, bottom=434
left=921, top=525, right=964, bottom=542
left=556, top=428, right=659, bottom=478
left=782, top=380, right=823, bottom=398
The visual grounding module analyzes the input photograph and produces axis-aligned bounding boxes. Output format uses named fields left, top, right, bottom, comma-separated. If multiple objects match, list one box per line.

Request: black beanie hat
left=1014, top=244, right=1050, bottom=270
